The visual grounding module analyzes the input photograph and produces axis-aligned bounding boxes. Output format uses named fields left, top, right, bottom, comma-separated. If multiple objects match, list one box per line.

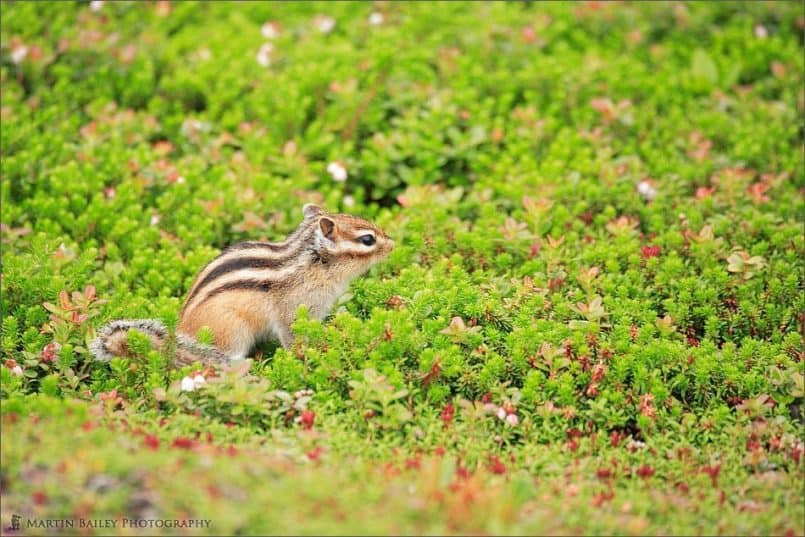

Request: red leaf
left=636, top=465, right=655, bottom=478
left=701, top=464, right=721, bottom=487
left=307, top=446, right=323, bottom=462
left=299, top=410, right=316, bottom=430
left=84, top=285, right=97, bottom=301
left=172, top=437, right=196, bottom=450
left=640, top=245, right=662, bottom=259
left=488, top=455, right=506, bottom=475
left=440, top=403, right=455, bottom=428
left=143, top=434, right=160, bottom=450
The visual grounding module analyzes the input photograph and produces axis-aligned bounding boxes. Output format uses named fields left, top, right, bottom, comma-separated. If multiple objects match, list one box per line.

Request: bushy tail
left=90, top=319, right=232, bottom=367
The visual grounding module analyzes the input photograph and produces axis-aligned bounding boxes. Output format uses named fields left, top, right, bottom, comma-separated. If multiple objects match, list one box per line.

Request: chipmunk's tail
left=90, top=319, right=232, bottom=367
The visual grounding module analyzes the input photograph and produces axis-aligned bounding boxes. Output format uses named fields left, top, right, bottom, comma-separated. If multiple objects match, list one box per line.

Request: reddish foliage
left=636, top=465, right=655, bottom=479
left=747, top=183, right=770, bottom=203
left=226, top=445, right=238, bottom=457
left=676, top=482, right=690, bottom=494
left=639, top=394, right=657, bottom=420
left=746, top=438, right=762, bottom=452
left=307, top=446, right=324, bottom=462
left=81, top=421, right=96, bottom=431
left=591, top=490, right=614, bottom=507
left=434, top=446, right=446, bottom=457
left=549, top=277, right=564, bottom=291
left=596, top=468, right=612, bottom=479
left=41, top=342, right=60, bottom=363
left=299, top=410, right=316, bottom=430
left=423, top=360, right=441, bottom=387
left=143, top=434, right=160, bottom=450
left=488, top=455, right=506, bottom=475
left=455, top=465, right=471, bottom=480
left=564, top=340, right=575, bottom=360
left=640, top=245, right=661, bottom=259
left=172, top=437, right=196, bottom=450
left=440, top=404, right=455, bottom=428
left=610, top=431, right=624, bottom=447
left=578, top=354, right=591, bottom=371
left=405, top=457, right=422, bottom=471
left=382, top=462, right=400, bottom=478
left=701, top=464, right=721, bottom=487
left=32, top=491, right=49, bottom=505
left=791, top=444, right=802, bottom=464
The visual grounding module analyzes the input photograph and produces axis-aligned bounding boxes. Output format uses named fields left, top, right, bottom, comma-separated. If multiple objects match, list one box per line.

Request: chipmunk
left=90, top=204, right=394, bottom=366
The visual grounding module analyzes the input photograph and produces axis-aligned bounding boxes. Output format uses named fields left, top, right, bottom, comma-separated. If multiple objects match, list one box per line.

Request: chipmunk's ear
left=318, top=216, right=335, bottom=239
left=303, top=204, right=323, bottom=219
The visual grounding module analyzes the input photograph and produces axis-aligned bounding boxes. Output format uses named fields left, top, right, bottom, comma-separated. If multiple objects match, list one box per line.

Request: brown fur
left=177, top=205, right=393, bottom=359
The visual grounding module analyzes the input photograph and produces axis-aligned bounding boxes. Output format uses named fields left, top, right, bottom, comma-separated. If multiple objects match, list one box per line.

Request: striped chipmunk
left=90, top=204, right=394, bottom=366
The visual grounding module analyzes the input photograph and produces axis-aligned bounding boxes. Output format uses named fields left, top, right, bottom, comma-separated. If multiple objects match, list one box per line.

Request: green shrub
left=1, top=1, right=802, bottom=534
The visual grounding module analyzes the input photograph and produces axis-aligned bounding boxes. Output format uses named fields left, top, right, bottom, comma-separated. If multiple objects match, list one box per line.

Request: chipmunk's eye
left=357, top=234, right=376, bottom=246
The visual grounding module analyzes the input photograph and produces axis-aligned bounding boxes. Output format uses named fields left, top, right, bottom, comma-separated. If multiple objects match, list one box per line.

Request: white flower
left=89, top=1, right=104, bottom=12
left=256, top=43, right=274, bottom=67
left=636, top=180, right=657, bottom=202
left=368, top=12, right=384, bottom=26
left=327, top=161, right=348, bottom=182
left=626, top=439, right=646, bottom=451
left=180, top=376, right=196, bottom=392
left=196, top=48, right=212, bottom=61
left=314, top=15, right=336, bottom=34
left=261, top=21, right=281, bottom=39
left=12, top=365, right=23, bottom=377
left=496, top=407, right=506, bottom=421
left=342, top=195, right=355, bottom=208
left=181, top=373, right=207, bottom=392
left=754, top=25, right=768, bottom=39
left=150, top=214, right=161, bottom=226
left=11, top=45, right=28, bottom=65
left=180, top=118, right=210, bottom=138
left=505, top=413, right=519, bottom=427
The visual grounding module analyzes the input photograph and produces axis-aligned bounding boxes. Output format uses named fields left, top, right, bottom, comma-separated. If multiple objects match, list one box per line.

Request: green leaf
left=691, top=49, right=719, bottom=86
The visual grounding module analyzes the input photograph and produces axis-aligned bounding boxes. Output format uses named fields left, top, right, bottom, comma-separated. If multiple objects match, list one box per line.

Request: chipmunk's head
left=302, top=204, right=394, bottom=275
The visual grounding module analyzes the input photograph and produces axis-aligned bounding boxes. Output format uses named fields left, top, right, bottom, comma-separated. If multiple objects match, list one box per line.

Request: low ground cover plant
left=1, top=1, right=803, bottom=535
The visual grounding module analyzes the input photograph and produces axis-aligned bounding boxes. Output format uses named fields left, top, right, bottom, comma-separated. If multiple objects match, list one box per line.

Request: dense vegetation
left=1, top=1, right=803, bottom=535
